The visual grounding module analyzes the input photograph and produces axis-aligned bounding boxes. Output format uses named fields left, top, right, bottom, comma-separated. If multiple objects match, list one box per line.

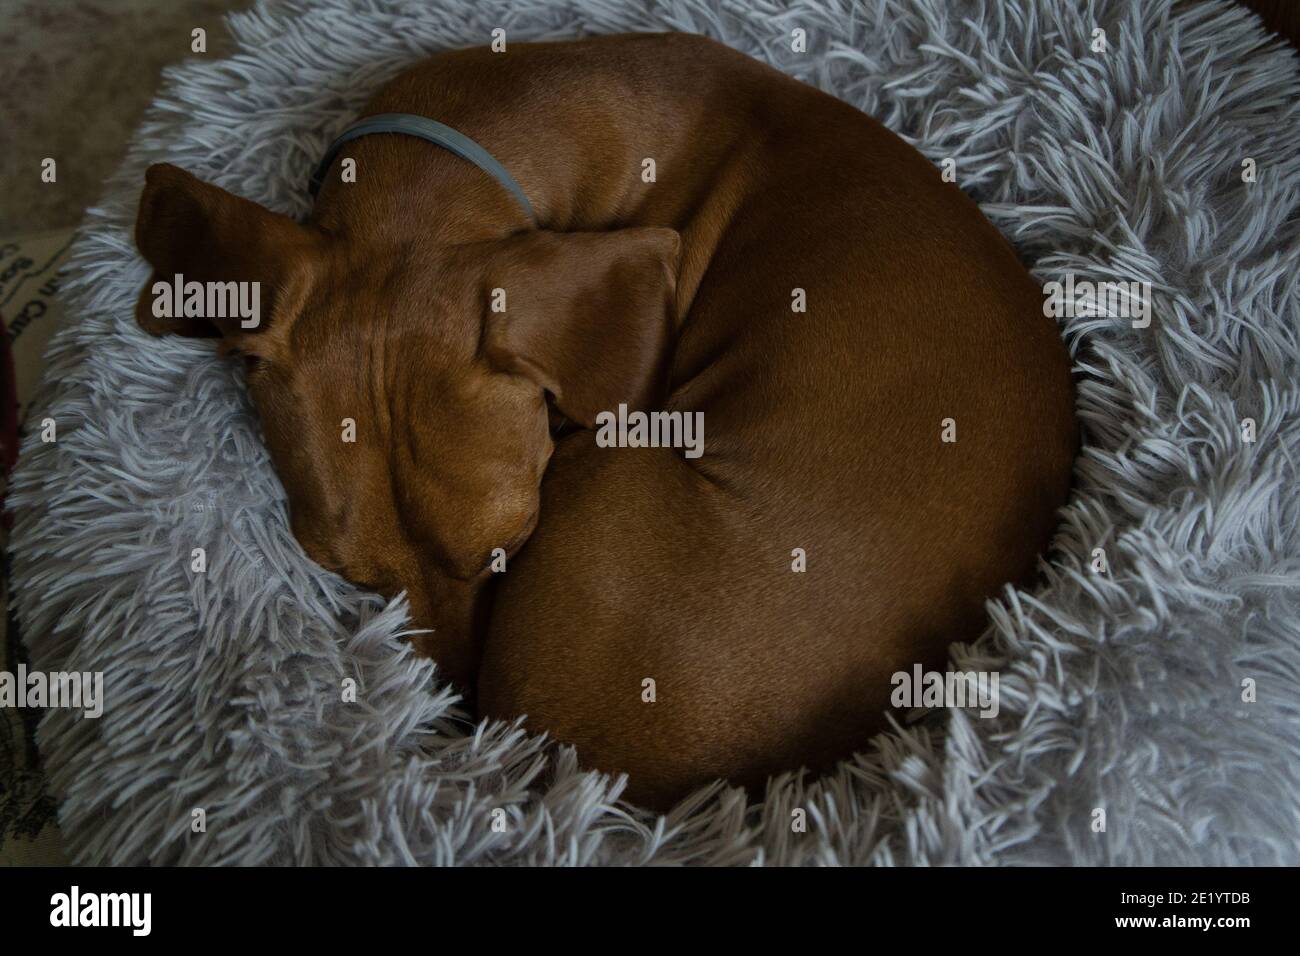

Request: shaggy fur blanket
left=9, top=0, right=1300, bottom=865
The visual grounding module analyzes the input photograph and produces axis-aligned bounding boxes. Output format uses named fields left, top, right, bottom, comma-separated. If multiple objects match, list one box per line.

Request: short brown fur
left=133, top=33, right=1077, bottom=810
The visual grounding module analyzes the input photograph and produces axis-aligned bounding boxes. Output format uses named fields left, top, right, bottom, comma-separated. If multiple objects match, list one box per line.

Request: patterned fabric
left=0, top=229, right=72, bottom=866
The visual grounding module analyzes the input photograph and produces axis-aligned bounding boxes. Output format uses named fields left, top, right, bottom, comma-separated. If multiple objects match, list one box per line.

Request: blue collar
left=309, top=112, right=535, bottom=222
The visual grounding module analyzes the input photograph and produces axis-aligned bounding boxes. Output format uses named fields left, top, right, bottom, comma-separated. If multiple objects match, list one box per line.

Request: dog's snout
left=397, top=572, right=492, bottom=693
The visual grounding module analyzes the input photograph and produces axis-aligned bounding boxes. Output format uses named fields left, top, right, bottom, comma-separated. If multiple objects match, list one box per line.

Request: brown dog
left=133, top=32, right=1076, bottom=810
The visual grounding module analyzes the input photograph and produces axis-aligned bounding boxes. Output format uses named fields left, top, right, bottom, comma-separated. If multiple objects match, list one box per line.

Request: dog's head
left=134, top=163, right=679, bottom=688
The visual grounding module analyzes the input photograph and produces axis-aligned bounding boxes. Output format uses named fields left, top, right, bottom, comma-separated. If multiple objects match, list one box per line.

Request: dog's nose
left=401, top=571, right=493, bottom=694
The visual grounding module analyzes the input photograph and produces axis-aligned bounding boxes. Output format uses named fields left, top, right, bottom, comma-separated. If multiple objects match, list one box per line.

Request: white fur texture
left=9, top=0, right=1300, bottom=865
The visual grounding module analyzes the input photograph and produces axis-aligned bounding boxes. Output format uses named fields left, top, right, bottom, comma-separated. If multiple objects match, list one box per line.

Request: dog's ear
left=483, top=227, right=680, bottom=427
left=133, top=163, right=320, bottom=353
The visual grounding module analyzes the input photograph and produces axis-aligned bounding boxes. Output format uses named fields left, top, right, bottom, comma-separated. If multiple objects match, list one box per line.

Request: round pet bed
left=10, top=0, right=1300, bottom=865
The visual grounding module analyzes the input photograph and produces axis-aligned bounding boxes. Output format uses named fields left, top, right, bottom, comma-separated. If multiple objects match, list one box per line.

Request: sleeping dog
left=133, top=32, right=1077, bottom=810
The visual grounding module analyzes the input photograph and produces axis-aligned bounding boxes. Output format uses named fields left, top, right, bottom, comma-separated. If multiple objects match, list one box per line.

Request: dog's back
left=472, top=35, right=1077, bottom=808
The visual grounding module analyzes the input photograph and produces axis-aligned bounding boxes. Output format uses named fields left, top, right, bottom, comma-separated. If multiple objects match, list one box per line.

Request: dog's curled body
left=134, top=33, right=1076, bottom=810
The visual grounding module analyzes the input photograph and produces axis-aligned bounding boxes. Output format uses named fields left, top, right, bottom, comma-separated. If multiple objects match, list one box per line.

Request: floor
left=0, top=0, right=252, bottom=236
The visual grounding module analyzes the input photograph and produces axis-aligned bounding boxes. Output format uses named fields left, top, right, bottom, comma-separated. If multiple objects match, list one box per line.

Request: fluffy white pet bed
left=10, top=0, right=1300, bottom=865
